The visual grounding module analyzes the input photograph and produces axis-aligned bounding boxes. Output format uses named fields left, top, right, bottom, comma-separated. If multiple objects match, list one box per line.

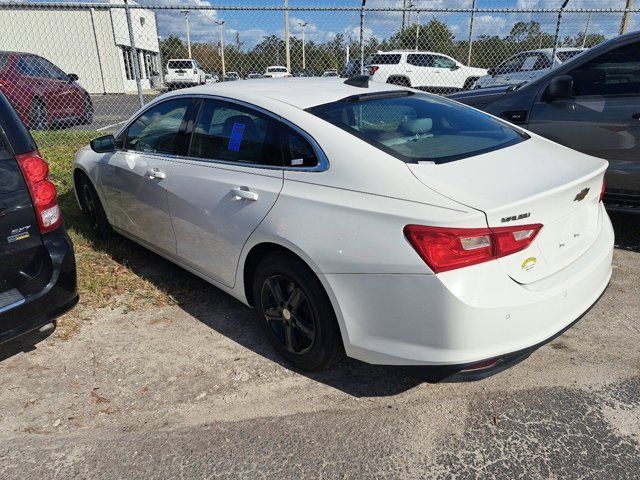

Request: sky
left=139, top=0, right=638, bottom=49
left=6, top=0, right=639, bottom=49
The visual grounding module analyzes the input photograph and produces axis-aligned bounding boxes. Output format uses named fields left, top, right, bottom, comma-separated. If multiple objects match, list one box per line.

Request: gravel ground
left=0, top=212, right=638, bottom=479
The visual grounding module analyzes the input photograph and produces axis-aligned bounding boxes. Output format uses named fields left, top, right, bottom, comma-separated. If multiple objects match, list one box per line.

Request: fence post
left=124, top=0, right=144, bottom=108
left=360, top=0, right=367, bottom=75
left=467, top=0, right=476, bottom=66
left=551, top=0, right=570, bottom=68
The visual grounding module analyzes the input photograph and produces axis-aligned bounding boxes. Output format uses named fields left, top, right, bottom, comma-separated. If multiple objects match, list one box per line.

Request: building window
left=122, top=47, right=145, bottom=80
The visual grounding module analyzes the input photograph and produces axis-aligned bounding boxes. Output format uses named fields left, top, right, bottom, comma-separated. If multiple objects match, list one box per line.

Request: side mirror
left=67, top=73, right=79, bottom=82
left=545, top=75, right=573, bottom=102
left=487, top=67, right=495, bottom=76
left=90, top=135, right=116, bottom=153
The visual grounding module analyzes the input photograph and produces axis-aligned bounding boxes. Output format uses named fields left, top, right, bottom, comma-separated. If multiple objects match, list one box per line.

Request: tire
left=80, top=94, right=93, bottom=125
left=29, top=99, right=48, bottom=130
left=77, top=174, right=112, bottom=239
left=387, top=76, right=411, bottom=87
left=252, top=252, right=345, bottom=371
left=463, top=77, right=479, bottom=90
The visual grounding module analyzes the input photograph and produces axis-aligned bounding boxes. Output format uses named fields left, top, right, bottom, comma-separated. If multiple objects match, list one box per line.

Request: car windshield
left=168, top=60, right=193, bottom=69
left=308, top=93, right=527, bottom=164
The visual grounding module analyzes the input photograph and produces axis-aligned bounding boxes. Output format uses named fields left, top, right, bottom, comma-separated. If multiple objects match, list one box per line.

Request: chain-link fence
left=0, top=1, right=638, bottom=151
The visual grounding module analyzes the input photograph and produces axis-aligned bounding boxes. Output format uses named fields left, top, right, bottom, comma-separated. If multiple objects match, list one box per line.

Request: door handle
left=231, top=187, right=258, bottom=201
left=146, top=169, right=166, bottom=180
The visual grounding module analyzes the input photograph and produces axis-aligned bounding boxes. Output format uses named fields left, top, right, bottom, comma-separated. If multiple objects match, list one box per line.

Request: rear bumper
left=321, top=208, right=614, bottom=369
left=165, top=76, right=199, bottom=85
left=0, top=230, right=78, bottom=343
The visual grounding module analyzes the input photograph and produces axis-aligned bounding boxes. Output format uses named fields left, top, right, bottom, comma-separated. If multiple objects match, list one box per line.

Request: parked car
left=223, top=72, right=241, bottom=82
left=0, top=51, right=93, bottom=130
left=474, top=48, right=586, bottom=89
left=204, top=73, right=218, bottom=84
left=449, top=31, right=640, bottom=212
left=264, top=66, right=292, bottom=78
left=75, top=77, right=612, bottom=379
left=322, top=69, right=339, bottom=77
left=0, top=91, right=77, bottom=343
left=165, top=59, right=206, bottom=89
left=367, top=50, right=487, bottom=93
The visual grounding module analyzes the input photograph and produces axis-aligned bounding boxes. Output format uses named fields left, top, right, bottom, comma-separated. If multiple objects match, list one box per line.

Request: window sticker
left=228, top=122, right=245, bottom=152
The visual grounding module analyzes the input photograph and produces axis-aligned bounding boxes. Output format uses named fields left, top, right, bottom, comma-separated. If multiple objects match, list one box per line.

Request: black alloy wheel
left=261, top=274, right=316, bottom=354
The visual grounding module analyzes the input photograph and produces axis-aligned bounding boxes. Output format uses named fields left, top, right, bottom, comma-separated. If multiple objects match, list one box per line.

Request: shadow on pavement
left=0, top=327, right=55, bottom=363
left=610, top=212, right=640, bottom=252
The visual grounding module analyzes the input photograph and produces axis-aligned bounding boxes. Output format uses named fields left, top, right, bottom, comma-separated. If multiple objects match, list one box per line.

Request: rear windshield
left=369, top=54, right=401, bottom=65
left=268, top=67, right=287, bottom=72
left=308, top=93, right=527, bottom=164
left=168, top=60, right=194, bottom=69
left=557, top=50, right=583, bottom=62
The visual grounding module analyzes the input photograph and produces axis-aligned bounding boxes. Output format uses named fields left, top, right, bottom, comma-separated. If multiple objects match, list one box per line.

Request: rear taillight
left=15, top=150, right=62, bottom=233
left=369, top=65, right=379, bottom=76
left=404, top=224, right=543, bottom=273
left=599, top=180, right=606, bottom=202
left=193, top=69, right=198, bottom=74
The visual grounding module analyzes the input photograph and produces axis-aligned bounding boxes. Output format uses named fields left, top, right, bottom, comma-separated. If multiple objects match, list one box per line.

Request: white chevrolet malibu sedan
left=74, top=77, right=613, bottom=379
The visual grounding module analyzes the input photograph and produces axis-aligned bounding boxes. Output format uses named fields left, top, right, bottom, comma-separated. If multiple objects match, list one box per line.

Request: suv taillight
left=369, top=65, right=379, bottom=76
left=15, top=150, right=62, bottom=233
left=193, top=68, right=198, bottom=74
left=404, top=224, right=543, bottom=273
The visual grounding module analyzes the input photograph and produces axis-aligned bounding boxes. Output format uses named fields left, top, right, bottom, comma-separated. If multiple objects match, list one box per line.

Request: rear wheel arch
left=243, top=242, right=318, bottom=308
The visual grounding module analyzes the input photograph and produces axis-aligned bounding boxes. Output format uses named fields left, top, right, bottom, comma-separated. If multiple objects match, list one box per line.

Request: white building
left=0, top=0, right=161, bottom=94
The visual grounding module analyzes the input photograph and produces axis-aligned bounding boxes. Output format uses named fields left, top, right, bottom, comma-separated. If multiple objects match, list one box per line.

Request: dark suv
left=449, top=31, right=640, bottom=212
left=0, top=91, right=77, bottom=343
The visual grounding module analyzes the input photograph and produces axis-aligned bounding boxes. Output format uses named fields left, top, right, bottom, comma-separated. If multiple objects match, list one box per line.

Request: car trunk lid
left=407, top=137, right=608, bottom=283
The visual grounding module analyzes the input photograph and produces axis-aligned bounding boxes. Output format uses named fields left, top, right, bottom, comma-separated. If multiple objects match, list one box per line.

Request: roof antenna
left=344, top=75, right=369, bottom=88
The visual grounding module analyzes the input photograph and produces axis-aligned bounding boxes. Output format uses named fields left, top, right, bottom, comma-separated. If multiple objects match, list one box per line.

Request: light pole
left=359, top=0, right=366, bottom=75
left=215, top=20, right=226, bottom=78
left=181, top=10, right=192, bottom=58
left=581, top=11, right=592, bottom=49
left=415, top=10, right=421, bottom=51
left=298, top=21, right=308, bottom=71
left=284, top=0, right=291, bottom=72
left=467, top=0, right=476, bottom=65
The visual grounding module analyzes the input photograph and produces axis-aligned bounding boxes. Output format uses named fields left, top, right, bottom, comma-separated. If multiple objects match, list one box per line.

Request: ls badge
left=574, top=187, right=590, bottom=202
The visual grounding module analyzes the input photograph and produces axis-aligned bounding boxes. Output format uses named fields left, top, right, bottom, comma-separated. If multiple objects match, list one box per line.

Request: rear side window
left=309, top=93, right=526, bottom=164
left=282, top=128, right=318, bottom=168
left=369, top=54, right=401, bottom=65
left=125, top=98, right=191, bottom=154
left=569, top=43, right=640, bottom=96
left=189, top=99, right=282, bottom=167
left=407, top=54, right=433, bottom=67
left=168, top=60, right=194, bottom=69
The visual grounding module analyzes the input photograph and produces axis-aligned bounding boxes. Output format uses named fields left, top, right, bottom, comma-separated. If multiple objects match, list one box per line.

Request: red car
left=0, top=51, right=93, bottom=129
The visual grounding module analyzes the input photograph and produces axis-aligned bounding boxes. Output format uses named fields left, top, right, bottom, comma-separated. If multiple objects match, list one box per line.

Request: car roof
left=166, top=77, right=408, bottom=110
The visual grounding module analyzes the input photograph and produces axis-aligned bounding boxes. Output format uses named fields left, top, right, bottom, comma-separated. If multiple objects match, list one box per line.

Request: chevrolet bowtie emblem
left=574, top=187, right=590, bottom=202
